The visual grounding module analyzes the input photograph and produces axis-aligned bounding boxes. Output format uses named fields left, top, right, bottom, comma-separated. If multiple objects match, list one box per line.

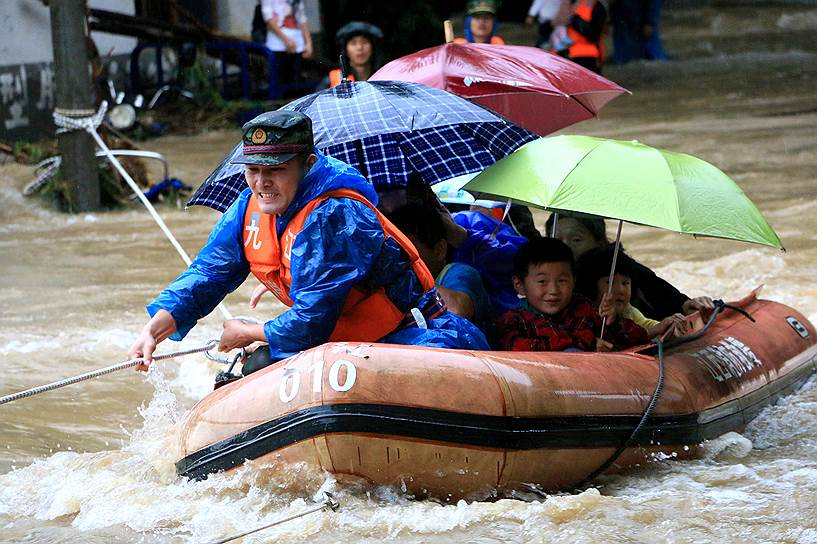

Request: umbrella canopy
left=188, top=80, right=537, bottom=212
left=370, top=43, right=629, bottom=137
left=462, top=136, right=783, bottom=249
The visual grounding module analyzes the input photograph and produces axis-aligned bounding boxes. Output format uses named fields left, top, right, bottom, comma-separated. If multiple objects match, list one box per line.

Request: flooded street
left=1, top=5, right=816, bottom=543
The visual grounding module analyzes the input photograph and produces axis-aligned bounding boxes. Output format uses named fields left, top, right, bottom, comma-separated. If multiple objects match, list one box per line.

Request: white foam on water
left=0, top=367, right=343, bottom=542
left=0, top=338, right=62, bottom=354
left=701, top=432, right=754, bottom=461
left=77, top=328, right=142, bottom=352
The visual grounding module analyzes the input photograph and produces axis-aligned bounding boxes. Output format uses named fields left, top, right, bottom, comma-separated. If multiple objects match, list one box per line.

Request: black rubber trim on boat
left=176, top=357, right=817, bottom=480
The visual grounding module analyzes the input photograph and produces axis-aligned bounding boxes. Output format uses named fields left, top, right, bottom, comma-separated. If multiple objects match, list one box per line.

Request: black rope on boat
left=719, top=301, right=755, bottom=322
left=663, top=299, right=752, bottom=350
left=572, top=299, right=754, bottom=490
left=572, top=338, right=666, bottom=491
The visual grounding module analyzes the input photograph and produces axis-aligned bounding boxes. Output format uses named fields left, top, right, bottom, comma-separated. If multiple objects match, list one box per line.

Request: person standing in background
left=454, top=0, right=506, bottom=45
left=611, top=0, right=668, bottom=64
left=261, top=0, right=313, bottom=83
left=328, top=21, right=384, bottom=88
left=643, top=0, right=669, bottom=60
left=552, top=0, right=608, bottom=74
left=526, top=0, right=563, bottom=48
left=611, top=0, right=643, bottom=63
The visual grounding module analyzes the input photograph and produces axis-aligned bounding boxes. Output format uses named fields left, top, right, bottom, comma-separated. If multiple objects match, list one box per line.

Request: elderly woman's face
left=556, top=217, right=605, bottom=259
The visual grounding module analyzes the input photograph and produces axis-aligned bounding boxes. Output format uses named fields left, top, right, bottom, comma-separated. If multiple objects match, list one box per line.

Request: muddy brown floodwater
left=1, top=5, right=816, bottom=543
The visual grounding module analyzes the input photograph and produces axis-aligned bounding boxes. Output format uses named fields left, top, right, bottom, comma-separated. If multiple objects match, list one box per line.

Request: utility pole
left=49, top=0, right=100, bottom=211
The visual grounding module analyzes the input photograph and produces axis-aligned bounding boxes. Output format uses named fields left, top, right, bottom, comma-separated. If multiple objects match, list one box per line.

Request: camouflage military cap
left=467, top=0, right=499, bottom=15
left=232, top=110, right=314, bottom=166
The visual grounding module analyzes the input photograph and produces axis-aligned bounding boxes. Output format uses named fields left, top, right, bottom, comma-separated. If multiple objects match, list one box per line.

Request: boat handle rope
left=202, top=492, right=339, bottom=544
left=572, top=299, right=752, bottom=490
left=0, top=339, right=227, bottom=406
left=52, top=103, right=232, bottom=321
left=663, top=298, right=754, bottom=350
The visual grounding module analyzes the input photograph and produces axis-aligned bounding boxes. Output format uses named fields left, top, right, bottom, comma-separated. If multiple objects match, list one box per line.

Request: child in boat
left=497, top=238, right=649, bottom=352
left=545, top=212, right=714, bottom=318
left=576, top=246, right=687, bottom=341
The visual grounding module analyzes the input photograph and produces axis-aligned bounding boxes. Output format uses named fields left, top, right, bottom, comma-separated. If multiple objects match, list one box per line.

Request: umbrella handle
left=339, top=54, right=351, bottom=82
left=599, top=220, right=624, bottom=341
left=444, top=20, right=454, bottom=43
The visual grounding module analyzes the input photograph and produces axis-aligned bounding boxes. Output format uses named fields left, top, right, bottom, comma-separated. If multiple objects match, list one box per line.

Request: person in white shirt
left=261, top=0, right=313, bottom=83
left=526, top=0, right=565, bottom=48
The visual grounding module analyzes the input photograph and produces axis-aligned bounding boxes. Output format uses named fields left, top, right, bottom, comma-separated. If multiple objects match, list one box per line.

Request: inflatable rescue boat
left=175, top=292, right=817, bottom=499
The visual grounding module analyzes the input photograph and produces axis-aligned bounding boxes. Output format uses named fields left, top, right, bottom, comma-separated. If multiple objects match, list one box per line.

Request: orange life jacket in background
left=329, top=69, right=356, bottom=88
left=243, top=189, right=436, bottom=342
left=453, top=36, right=505, bottom=45
left=566, top=0, right=603, bottom=59
left=470, top=205, right=506, bottom=222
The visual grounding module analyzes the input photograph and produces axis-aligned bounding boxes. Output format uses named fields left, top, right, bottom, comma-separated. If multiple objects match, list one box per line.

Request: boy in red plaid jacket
left=497, top=238, right=650, bottom=352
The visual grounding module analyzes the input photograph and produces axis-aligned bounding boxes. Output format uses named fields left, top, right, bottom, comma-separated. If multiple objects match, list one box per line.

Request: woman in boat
left=546, top=212, right=714, bottom=320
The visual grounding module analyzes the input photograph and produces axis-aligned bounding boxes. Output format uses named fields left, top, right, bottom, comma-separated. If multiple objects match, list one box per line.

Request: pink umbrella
left=371, top=42, right=629, bottom=136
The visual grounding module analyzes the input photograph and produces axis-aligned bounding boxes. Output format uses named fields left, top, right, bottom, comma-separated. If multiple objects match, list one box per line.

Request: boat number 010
left=279, top=360, right=357, bottom=402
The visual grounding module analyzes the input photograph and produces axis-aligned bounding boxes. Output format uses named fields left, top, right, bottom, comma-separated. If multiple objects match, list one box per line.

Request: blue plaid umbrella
left=189, top=81, right=537, bottom=212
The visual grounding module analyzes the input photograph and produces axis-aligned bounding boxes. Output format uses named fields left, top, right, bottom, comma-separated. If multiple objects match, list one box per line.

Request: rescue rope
left=52, top=102, right=233, bottom=321
left=0, top=339, right=220, bottom=406
left=23, top=156, right=62, bottom=196
left=203, top=492, right=339, bottom=544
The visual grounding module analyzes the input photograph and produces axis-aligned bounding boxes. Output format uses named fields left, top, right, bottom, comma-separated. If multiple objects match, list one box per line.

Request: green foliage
left=11, top=141, right=52, bottom=165
left=35, top=167, right=73, bottom=211
left=29, top=158, right=145, bottom=213
left=186, top=48, right=227, bottom=109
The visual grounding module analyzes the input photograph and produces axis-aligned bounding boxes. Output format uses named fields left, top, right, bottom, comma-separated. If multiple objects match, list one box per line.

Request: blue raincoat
left=452, top=210, right=527, bottom=316
left=148, top=151, right=489, bottom=359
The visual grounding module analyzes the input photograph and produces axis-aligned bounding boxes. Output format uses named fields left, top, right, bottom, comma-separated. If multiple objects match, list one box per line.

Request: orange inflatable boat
left=175, top=292, right=817, bottom=499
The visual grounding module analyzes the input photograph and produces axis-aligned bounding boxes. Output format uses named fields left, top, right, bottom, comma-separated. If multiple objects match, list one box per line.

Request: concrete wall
left=1, top=0, right=137, bottom=67
left=0, top=0, right=136, bottom=141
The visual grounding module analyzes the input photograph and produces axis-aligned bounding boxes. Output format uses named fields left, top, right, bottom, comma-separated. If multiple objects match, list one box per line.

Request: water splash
left=0, top=368, right=340, bottom=542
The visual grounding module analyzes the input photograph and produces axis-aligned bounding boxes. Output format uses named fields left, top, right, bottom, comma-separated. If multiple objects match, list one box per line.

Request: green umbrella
left=462, top=135, right=783, bottom=249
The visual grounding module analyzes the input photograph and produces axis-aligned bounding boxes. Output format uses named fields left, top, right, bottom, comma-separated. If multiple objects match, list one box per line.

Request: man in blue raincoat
left=128, top=111, right=489, bottom=374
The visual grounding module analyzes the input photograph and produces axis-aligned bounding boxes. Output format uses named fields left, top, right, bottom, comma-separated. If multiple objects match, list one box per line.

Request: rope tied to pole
left=53, top=103, right=107, bottom=134
left=52, top=101, right=233, bottom=321
left=0, top=339, right=223, bottom=406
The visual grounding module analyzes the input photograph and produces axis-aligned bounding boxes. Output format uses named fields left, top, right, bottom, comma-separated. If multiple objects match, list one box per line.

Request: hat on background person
left=232, top=111, right=314, bottom=166
left=467, top=0, right=499, bottom=15
left=335, top=21, right=384, bottom=47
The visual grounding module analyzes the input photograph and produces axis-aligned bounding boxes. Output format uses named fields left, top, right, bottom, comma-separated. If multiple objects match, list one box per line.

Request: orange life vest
left=566, top=0, right=602, bottom=60
left=329, top=69, right=356, bottom=88
left=243, top=189, right=436, bottom=342
left=453, top=36, right=505, bottom=45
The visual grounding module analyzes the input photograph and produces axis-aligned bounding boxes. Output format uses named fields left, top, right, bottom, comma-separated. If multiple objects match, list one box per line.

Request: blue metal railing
left=129, top=41, right=284, bottom=102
